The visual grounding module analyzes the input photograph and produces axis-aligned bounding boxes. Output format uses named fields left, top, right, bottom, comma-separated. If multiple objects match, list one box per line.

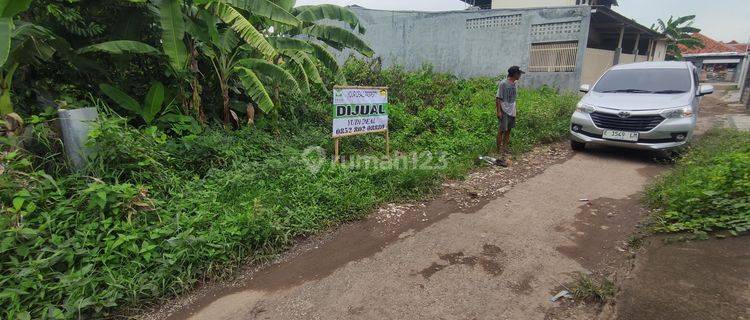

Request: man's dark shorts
left=499, top=113, right=516, bottom=132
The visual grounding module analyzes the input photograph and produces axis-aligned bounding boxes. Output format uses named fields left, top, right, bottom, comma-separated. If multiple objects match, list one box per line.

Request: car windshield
left=593, top=68, right=692, bottom=94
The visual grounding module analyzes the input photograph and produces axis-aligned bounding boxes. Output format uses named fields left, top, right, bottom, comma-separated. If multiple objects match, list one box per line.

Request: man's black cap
left=508, top=66, right=525, bottom=76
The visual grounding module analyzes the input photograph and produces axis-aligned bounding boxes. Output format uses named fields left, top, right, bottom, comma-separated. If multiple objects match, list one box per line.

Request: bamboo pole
left=385, top=130, right=390, bottom=159
left=334, top=138, right=340, bottom=164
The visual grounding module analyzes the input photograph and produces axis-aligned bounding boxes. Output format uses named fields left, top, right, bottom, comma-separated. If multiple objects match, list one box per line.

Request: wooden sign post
left=332, top=86, right=390, bottom=163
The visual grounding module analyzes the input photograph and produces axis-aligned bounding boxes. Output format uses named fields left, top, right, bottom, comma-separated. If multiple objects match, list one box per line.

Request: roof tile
left=679, top=33, right=740, bottom=54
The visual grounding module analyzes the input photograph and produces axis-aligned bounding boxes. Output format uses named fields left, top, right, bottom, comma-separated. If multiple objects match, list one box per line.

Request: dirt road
left=153, top=95, right=749, bottom=320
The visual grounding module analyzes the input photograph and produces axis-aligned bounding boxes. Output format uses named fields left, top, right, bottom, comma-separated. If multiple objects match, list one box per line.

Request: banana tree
left=153, top=0, right=374, bottom=125
left=197, top=26, right=300, bottom=124
left=269, top=3, right=373, bottom=93
left=652, top=15, right=704, bottom=60
left=150, top=0, right=302, bottom=123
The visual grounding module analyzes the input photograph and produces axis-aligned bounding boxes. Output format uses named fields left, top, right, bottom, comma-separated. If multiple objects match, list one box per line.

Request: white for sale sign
left=332, top=86, right=389, bottom=138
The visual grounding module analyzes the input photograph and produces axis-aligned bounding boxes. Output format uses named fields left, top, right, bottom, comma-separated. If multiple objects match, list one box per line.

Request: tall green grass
left=646, top=128, right=750, bottom=237
left=0, top=61, right=578, bottom=319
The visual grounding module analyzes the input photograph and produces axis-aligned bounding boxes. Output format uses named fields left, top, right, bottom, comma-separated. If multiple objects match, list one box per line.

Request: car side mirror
left=579, top=84, right=590, bottom=93
left=697, top=84, right=714, bottom=96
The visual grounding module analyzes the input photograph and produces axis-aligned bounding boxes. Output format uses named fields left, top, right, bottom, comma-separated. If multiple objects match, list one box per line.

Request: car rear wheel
left=571, top=140, right=586, bottom=151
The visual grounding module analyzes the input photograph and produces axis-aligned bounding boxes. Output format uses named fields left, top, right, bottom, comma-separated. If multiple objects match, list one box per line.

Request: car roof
left=610, top=61, right=691, bottom=70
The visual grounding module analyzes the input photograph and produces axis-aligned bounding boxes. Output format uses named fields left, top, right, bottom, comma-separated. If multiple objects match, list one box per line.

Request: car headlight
left=576, top=102, right=597, bottom=114
left=660, top=106, right=694, bottom=118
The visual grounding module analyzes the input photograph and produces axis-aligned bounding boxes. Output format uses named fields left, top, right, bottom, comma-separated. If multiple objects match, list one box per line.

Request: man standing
left=496, top=66, right=524, bottom=155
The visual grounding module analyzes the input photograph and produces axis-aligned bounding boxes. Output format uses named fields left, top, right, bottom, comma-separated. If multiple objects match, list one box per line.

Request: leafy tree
left=0, top=0, right=44, bottom=115
left=180, top=0, right=373, bottom=125
left=150, top=0, right=304, bottom=124
left=273, top=4, right=374, bottom=91
left=652, top=15, right=704, bottom=60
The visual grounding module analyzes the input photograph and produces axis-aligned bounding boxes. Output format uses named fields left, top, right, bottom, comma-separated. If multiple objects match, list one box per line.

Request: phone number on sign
left=335, top=124, right=387, bottom=135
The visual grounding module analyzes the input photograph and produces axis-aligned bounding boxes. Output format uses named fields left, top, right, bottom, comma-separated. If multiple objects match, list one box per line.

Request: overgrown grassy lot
left=0, top=61, right=578, bottom=319
left=646, top=128, right=750, bottom=237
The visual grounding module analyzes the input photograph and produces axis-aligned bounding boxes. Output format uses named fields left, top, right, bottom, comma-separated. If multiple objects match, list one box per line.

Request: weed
left=626, top=234, right=646, bottom=249
left=570, top=273, right=616, bottom=303
left=646, top=128, right=750, bottom=236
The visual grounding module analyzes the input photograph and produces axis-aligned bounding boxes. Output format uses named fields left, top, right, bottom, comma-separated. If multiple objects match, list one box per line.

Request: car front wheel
left=571, top=140, right=586, bottom=151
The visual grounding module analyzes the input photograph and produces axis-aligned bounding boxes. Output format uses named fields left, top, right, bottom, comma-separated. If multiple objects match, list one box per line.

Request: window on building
left=528, top=41, right=579, bottom=72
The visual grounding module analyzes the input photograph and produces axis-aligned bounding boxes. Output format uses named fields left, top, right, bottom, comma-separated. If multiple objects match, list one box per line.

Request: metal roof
left=590, top=6, right=663, bottom=39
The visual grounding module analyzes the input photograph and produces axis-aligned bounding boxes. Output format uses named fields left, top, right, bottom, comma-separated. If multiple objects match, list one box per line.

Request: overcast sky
left=297, top=0, right=750, bottom=42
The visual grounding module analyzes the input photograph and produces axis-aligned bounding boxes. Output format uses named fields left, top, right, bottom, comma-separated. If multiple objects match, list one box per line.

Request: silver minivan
left=570, top=61, right=714, bottom=151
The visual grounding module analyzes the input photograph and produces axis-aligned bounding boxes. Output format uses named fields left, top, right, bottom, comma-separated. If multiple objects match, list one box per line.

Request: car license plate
left=602, top=130, right=639, bottom=142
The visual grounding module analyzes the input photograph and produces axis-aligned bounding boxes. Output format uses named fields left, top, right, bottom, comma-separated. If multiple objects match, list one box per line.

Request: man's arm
left=496, top=97, right=503, bottom=118
left=496, top=82, right=504, bottom=118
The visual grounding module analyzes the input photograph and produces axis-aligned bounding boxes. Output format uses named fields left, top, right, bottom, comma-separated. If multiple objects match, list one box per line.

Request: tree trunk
left=192, top=78, right=205, bottom=123
left=188, top=41, right=206, bottom=124
left=246, top=101, right=255, bottom=125
left=222, top=83, right=230, bottom=125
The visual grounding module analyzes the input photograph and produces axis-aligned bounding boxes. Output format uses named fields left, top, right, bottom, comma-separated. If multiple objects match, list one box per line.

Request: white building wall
left=491, top=0, right=576, bottom=9
left=341, top=6, right=592, bottom=90
left=653, top=40, right=667, bottom=61
left=580, top=48, right=648, bottom=85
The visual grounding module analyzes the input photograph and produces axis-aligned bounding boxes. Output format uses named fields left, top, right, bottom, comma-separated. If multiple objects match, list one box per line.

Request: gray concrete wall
left=342, top=6, right=591, bottom=90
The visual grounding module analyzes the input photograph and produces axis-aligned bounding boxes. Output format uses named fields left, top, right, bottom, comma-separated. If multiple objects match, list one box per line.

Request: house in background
left=339, top=1, right=666, bottom=91
left=681, top=33, right=749, bottom=86
left=725, top=40, right=750, bottom=54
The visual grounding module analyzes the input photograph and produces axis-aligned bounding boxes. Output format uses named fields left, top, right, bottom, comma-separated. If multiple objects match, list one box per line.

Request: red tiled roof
left=726, top=42, right=750, bottom=53
left=679, top=33, right=739, bottom=55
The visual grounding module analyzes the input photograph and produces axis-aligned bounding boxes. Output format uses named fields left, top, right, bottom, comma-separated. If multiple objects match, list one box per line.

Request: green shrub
left=646, top=129, right=750, bottom=236
left=1, top=61, right=579, bottom=319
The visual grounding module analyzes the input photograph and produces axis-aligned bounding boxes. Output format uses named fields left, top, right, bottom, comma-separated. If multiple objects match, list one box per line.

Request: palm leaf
left=672, top=15, right=696, bottom=26
left=286, top=58, right=309, bottom=93
left=270, top=0, right=295, bottom=11
left=267, top=36, right=313, bottom=52
left=677, top=26, right=701, bottom=34
left=218, top=28, right=240, bottom=54
left=228, top=0, right=301, bottom=27
left=0, top=1, right=29, bottom=70
left=295, top=5, right=365, bottom=34
left=308, top=41, right=339, bottom=74
left=235, top=66, right=275, bottom=113
left=205, top=1, right=276, bottom=58
left=157, top=0, right=188, bottom=71
left=99, top=84, right=142, bottom=113
left=656, top=19, right=666, bottom=31
left=290, top=52, right=321, bottom=84
left=10, top=22, right=57, bottom=66
left=143, top=81, right=165, bottom=123
left=303, top=24, right=373, bottom=57
left=239, top=58, right=301, bottom=94
left=76, top=40, right=159, bottom=55
left=0, top=0, right=32, bottom=18
left=0, top=17, right=11, bottom=67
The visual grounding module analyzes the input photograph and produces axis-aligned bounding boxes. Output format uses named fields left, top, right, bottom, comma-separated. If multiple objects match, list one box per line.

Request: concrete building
left=681, top=33, right=749, bottom=86
left=341, top=3, right=667, bottom=91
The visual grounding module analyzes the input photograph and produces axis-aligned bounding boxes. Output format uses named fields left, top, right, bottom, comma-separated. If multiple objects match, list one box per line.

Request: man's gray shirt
left=496, top=79, right=517, bottom=117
